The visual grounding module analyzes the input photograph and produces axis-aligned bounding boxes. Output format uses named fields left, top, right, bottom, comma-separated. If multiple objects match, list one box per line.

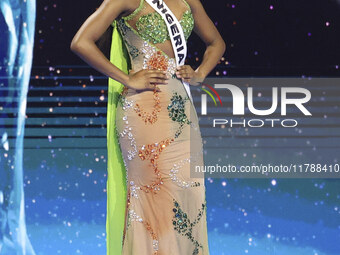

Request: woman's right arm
left=70, top=0, right=131, bottom=85
left=70, top=0, right=168, bottom=91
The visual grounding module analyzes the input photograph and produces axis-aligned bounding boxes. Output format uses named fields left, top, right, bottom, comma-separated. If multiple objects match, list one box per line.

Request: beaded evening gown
left=114, top=0, right=209, bottom=254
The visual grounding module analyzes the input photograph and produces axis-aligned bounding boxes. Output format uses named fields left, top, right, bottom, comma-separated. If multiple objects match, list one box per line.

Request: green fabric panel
left=106, top=20, right=130, bottom=255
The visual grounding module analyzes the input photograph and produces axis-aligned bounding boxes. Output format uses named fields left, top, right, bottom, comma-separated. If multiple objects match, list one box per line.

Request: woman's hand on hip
left=126, top=69, right=169, bottom=92
left=175, top=65, right=205, bottom=86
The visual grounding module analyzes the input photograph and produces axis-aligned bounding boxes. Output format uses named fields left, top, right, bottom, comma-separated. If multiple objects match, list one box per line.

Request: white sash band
left=144, top=0, right=193, bottom=102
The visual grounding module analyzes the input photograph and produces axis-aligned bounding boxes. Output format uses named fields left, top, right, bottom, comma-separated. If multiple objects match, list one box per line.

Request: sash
left=145, top=0, right=193, bottom=103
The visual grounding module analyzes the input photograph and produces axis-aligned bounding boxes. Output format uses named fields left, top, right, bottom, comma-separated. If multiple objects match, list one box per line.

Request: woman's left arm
left=176, top=0, right=226, bottom=85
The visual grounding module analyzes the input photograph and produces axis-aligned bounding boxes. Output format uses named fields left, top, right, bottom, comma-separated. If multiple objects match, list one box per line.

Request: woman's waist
left=122, top=77, right=185, bottom=97
left=130, top=48, right=177, bottom=78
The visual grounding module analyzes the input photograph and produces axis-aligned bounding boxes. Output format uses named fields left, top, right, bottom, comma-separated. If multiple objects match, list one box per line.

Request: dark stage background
left=33, top=0, right=340, bottom=76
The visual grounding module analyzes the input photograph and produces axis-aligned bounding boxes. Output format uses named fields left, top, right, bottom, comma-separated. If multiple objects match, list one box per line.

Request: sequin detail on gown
left=114, top=0, right=209, bottom=254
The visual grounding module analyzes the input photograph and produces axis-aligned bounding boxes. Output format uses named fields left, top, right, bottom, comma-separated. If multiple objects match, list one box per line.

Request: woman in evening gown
left=70, top=0, right=225, bottom=254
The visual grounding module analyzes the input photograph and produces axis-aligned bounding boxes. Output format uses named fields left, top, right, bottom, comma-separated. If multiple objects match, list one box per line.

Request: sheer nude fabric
left=114, top=0, right=209, bottom=254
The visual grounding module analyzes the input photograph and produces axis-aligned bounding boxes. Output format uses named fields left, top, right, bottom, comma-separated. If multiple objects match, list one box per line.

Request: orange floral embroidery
left=145, top=50, right=169, bottom=71
left=134, top=89, right=161, bottom=124
left=120, top=82, right=161, bottom=125
left=138, top=137, right=175, bottom=193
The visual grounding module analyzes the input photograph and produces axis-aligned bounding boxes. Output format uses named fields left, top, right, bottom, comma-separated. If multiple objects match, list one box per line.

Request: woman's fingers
left=136, top=83, right=160, bottom=92
left=176, top=65, right=195, bottom=79
left=145, top=70, right=169, bottom=84
left=182, top=72, right=192, bottom=78
left=176, top=70, right=192, bottom=79
left=145, top=83, right=161, bottom=92
left=146, top=69, right=168, bottom=79
left=149, top=77, right=169, bottom=84
left=176, top=65, right=186, bottom=71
